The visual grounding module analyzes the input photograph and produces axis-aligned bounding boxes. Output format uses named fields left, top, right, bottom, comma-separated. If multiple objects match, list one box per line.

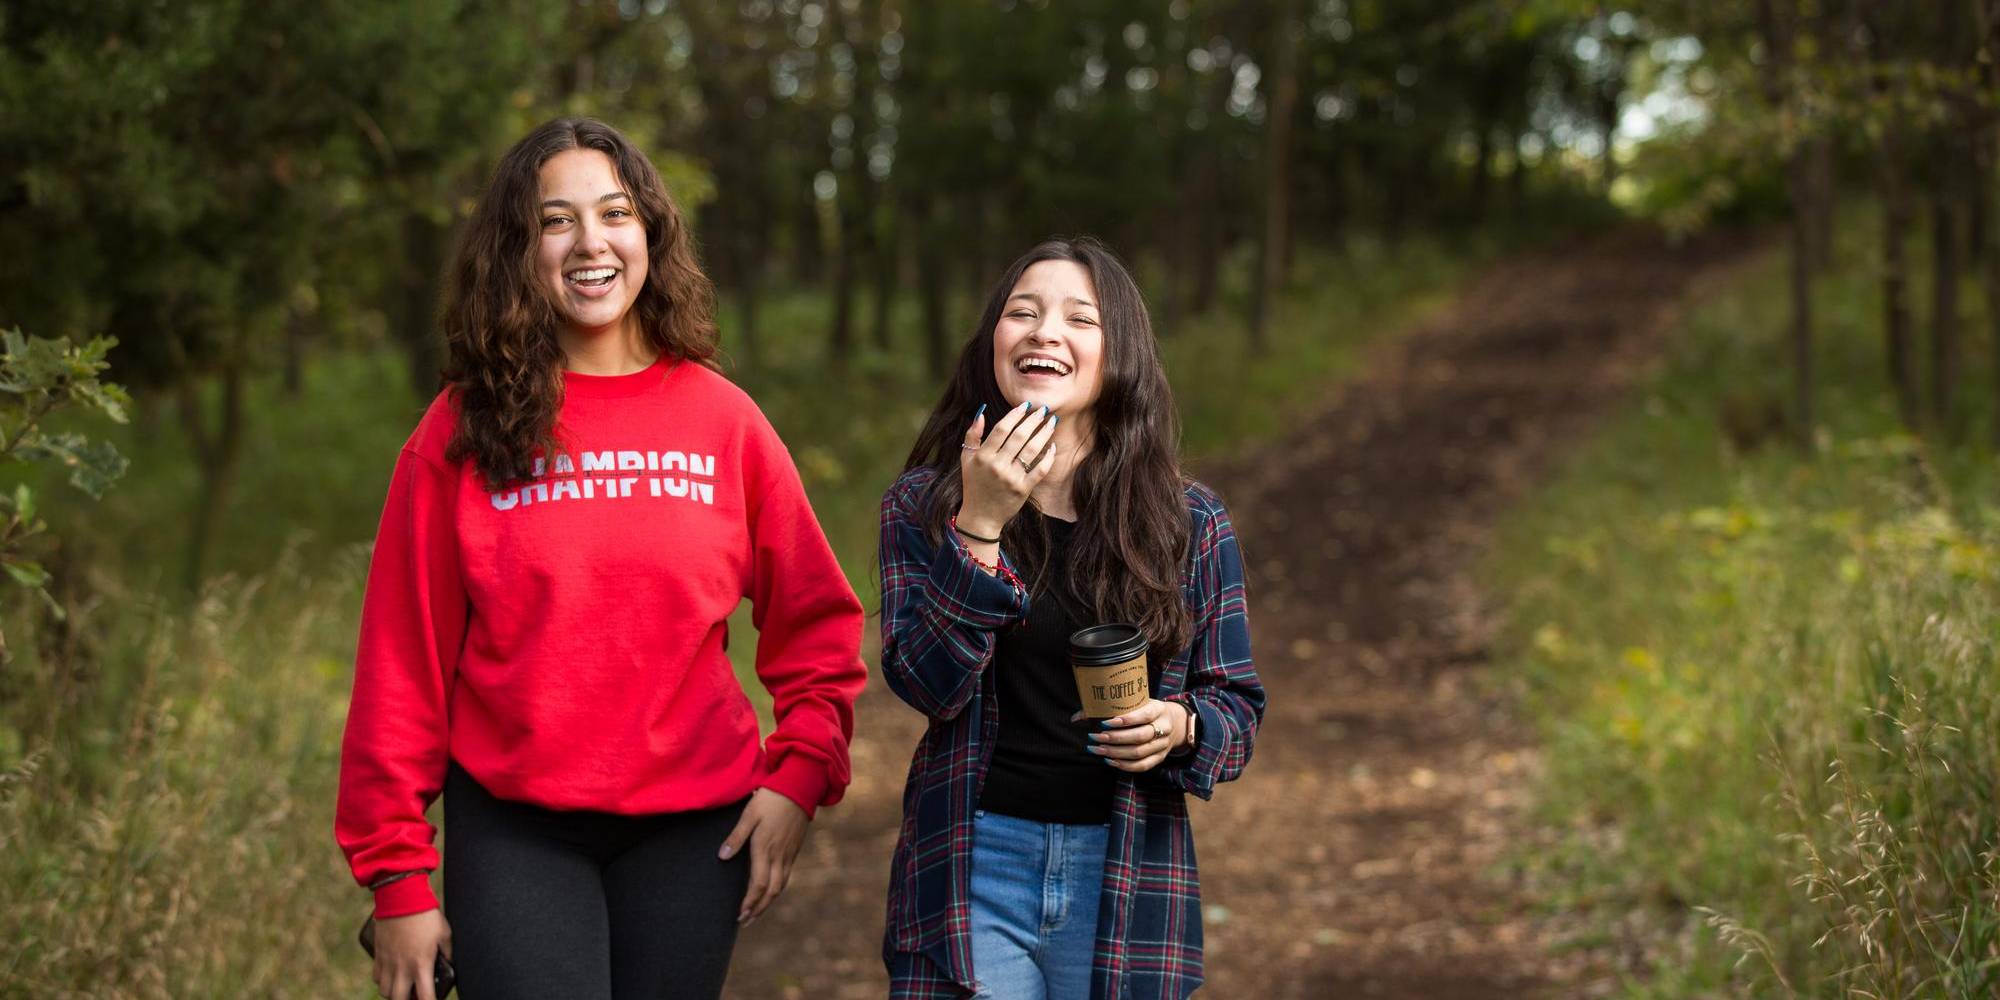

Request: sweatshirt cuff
left=372, top=873, right=440, bottom=919
left=761, top=753, right=833, bottom=820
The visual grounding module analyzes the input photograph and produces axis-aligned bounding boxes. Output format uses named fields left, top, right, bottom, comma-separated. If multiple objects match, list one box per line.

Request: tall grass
left=1, top=229, right=1507, bottom=995
left=0, top=550, right=370, bottom=996
left=1486, top=223, right=2000, bottom=996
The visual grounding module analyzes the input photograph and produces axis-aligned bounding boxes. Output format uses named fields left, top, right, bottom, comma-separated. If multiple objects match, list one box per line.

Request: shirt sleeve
left=334, top=447, right=467, bottom=918
left=1147, top=489, right=1264, bottom=800
left=742, top=416, right=868, bottom=819
left=876, top=472, right=1030, bottom=721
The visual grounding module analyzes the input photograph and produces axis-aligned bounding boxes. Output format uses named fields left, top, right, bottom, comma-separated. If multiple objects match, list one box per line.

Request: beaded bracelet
left=950, top=517, right=1026, bottom=592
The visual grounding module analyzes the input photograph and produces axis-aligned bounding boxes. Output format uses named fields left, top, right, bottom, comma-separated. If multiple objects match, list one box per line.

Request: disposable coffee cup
left=1069, top=623, right=1150, bottom=719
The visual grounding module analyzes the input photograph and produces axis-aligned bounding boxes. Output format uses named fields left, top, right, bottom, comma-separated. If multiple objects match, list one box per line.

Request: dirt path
left=726, top=227, right=1757, bottom=998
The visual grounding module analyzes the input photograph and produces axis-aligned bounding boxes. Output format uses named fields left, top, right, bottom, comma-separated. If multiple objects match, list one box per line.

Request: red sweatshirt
left=336, top=357, right=866, bottom=918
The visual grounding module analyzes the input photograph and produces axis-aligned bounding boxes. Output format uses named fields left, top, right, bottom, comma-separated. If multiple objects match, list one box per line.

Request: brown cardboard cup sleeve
left=1069, top=623, right=1149, bottom=719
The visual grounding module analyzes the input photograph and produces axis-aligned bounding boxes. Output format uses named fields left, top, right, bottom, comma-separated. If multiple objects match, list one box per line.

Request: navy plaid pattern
left=878, top=468, right=1265, bottom=999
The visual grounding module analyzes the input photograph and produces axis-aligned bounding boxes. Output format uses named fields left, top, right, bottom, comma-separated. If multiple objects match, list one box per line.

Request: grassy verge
left=1485, top=224, right=2000, bottom=996
left=0, top=227, right=1512, bottom=996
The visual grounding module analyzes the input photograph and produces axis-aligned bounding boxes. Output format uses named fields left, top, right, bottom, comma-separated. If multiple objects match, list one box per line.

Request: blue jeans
left=968, top=810, right=1110, bottom=1000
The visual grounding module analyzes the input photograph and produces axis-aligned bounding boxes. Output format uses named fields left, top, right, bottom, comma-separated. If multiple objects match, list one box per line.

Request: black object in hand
left=357, top=915, right=457, bottom=998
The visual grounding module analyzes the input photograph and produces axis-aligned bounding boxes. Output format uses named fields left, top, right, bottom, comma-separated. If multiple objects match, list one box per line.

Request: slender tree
left=1757, top=0, right=1818, bottom=448
left=1249, top=0, right=1301, bottom=352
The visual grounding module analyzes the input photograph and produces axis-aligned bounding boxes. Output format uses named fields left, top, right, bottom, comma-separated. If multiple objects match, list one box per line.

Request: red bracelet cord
left=950, top=516, right=1026, bottom=592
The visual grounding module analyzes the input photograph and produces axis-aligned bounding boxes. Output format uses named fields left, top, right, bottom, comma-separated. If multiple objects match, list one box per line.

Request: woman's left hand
left=1085, top=699, right=1191, bottom=773
left=719, top=788, right=809, bottom=925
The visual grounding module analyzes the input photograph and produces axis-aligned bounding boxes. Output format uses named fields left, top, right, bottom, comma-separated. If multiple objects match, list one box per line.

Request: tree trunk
left=1787, top=148, right=1816, bottom=449
left=1508, top=129, right=1533, bottom=209
left=397, top=214, right=449, bottom=398
left=1929, top=159, right=1962, bottom=432
left=731, top=227, right=761, bottom=366
left=1158, top=190, right=1192, bottom=339
left=872, top=215, right=898, bottom=352
left=683, top=3, right=764, bottom=366
left=1189, top=144, right=1224, bottom=315
left=828, top=0, right=881, bottom=367
left=178, top=361, right=246, bottom=591
left=1598, top=96, right=1620, bottom=194
left=793, top=180, right=823, bottom=288
left=916, top=201, right=950, bottom=377
left=1471, top=125, right=1494, bottom=221
left=1805, top=136, right=1835, bottom=273
left=1187, top=42, right=1235, bottom=318
left=1979, top=0, right=2000, bottom=447
left=829, top=193, right=857, bottom=369
left=1968, top=143, right=1988, bottom=269
left=963, top=191, right=991, bottom=308
left=842, top=181, right=880, bottom=359
left=1864, top=0, right=1921, bottom=428
left=1759, top=0, right=1813, bottom=449
left=1981, top=132, right=2000, bottom=446
left=282, top=310, right=306, bottom=397
left=1249, top=0, right=1300, bottom=353
left=1881, top=163, right=1920, bottom=427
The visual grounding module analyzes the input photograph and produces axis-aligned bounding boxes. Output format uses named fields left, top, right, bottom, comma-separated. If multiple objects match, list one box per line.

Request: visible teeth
left=568, top=267, right=616, bottom=281
left=1019, top=358, right=1070, bottom=375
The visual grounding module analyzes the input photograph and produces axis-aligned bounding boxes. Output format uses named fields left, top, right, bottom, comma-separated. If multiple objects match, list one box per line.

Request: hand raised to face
left=955, top=401, right=1059, bottom=539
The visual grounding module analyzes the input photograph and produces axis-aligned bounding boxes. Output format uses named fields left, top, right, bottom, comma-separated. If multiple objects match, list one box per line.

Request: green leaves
left=20, top=434, right=131, bottom=500
left=0, top=329, right=131, bottom=647
left=0, top=330, right=133, bottom=499
left=0, top=329, right=133, bottom=425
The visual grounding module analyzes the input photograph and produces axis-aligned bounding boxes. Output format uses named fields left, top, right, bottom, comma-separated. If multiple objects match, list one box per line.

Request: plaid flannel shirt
left=877, top=467, right=1265, bottom=999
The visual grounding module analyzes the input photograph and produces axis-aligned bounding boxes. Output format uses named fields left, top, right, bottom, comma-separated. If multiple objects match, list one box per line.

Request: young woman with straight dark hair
left=878, top=236, right=1265, bottom=998
left=335, top=117, right=866, bottom=1000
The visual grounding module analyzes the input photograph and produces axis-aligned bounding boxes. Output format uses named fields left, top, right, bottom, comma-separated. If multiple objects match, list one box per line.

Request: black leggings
left=442, top=761, right=750, bottom=1000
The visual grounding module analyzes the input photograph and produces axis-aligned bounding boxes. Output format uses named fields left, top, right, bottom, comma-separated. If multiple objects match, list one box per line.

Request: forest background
left=3, top=0, right=1997, bottom=995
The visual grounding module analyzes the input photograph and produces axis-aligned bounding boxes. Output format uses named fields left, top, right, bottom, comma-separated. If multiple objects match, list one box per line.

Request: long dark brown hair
left=440, top=117, right=719, bottom=488
left=904, top=237, right=1192, bottom=656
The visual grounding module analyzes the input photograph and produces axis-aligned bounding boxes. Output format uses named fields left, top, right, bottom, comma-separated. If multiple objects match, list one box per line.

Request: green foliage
left=1622, top=121, right=1787, bottom=235
left=0, top=330, right=130, bottom=632
left=0, top=0, right=564, bottom=378
left=48, top=350, right=425, bottom=587
left=1487, top=227, right=2000, bottom=995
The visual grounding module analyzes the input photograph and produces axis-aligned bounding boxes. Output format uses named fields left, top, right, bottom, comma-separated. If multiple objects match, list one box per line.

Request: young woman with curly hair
left=878, top=237, right=1265, bottom=999
left=336, top=117, right=866, bottom=1000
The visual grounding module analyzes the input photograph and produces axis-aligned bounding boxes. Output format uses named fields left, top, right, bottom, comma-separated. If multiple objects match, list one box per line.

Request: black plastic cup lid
left=1069, top=623, right=1148, bottom=666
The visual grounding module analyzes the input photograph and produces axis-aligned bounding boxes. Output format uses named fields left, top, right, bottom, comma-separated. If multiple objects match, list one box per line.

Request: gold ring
left=1151, top=719, right=1168, bottom=740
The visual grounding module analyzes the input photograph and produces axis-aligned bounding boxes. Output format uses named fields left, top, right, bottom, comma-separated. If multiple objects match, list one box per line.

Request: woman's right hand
left=957, top=401, right=1058, bottom=538
left=373, top=908, right=452, bottom=1000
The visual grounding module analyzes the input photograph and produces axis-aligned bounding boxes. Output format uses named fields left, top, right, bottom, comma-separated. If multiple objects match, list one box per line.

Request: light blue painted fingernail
left=975, top=403, right=986, bottom=420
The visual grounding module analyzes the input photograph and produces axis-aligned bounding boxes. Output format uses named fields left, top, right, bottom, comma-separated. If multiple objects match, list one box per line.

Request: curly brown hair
left=440, top=117, right=719, bottom=488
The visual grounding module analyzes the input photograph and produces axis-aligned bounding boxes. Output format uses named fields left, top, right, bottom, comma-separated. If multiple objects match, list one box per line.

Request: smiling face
left=991, top=259, right=1106, bottom=421
left=536, top=148, right=649, bottom=343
